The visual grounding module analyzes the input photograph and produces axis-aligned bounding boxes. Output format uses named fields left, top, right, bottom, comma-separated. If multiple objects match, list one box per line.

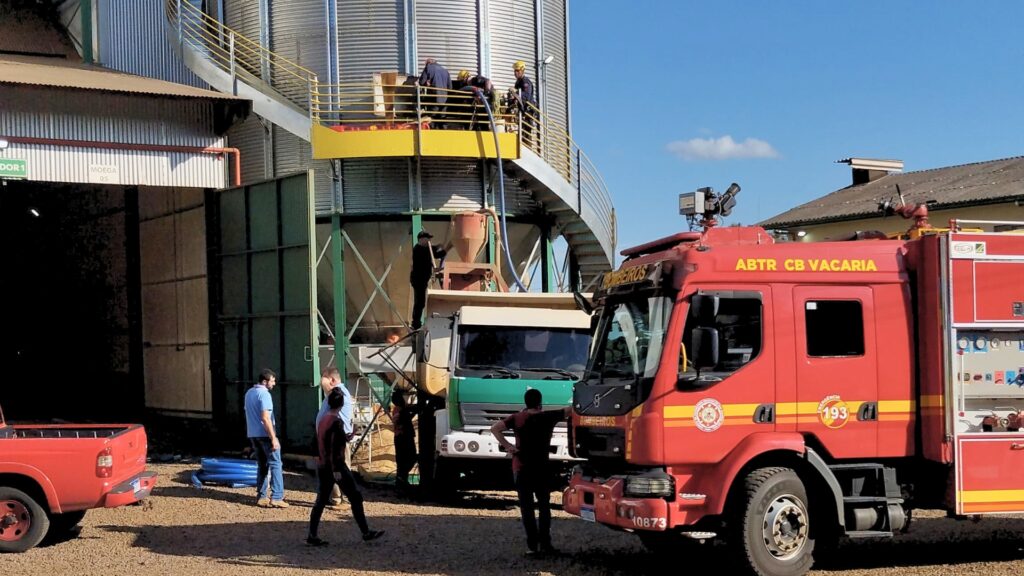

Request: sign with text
left=88, top=164, right=121, bottom=184
left=0, top=158, right=27, bottom=179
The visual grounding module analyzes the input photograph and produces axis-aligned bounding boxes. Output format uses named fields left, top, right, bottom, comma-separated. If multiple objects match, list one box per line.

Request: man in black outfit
left=491, top=389, right=571, bottom=556
left=307, top=388, right=385, bottom=546
left=409, top=230, right=451, bottom=330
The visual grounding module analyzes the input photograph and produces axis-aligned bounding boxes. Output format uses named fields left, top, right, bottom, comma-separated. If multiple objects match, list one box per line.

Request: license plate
left=580, top=506, right=595, bottom=522
left=131, top=478, right=142, bottom=493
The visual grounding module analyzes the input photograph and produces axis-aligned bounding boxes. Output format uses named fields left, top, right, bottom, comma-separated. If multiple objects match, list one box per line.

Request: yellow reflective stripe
left=775, top=402, right=818, bottom=416
left=958, top=490, right=1024, bottom=503
left=664, top=405, right=694, bottom=419
left=879, top=400, right=915, bottom=413
left=920, top=395, right=944, bottom=408
left=666, top=399, right=920, bottom=420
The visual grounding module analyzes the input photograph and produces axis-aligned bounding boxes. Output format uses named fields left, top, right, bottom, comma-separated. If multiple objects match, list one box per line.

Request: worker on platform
left=409, top=230, right=451, bottom=330
left=508, top=60, right=537, bottom=148
left=418, top=58, right=451, bottom=127
left=453, top=70, right=496, bottom=130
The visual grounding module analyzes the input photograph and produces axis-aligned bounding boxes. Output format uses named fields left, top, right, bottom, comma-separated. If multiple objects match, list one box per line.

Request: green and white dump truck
left=416, top=290, right=592, bottom=492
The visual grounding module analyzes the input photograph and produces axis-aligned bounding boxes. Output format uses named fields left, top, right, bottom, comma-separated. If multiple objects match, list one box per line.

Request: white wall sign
left=88, top=164, right=121, bottom=184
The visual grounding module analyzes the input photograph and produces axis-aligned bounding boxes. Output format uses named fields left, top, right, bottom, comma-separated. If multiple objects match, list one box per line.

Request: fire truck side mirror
left=691, top=294, right=719, bottom=326
left=691, top=327, right=719, bottom=370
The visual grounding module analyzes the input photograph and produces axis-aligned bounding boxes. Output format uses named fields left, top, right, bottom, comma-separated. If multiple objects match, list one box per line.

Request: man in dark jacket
left=510, top=60, right=538, bottom=148
left=418, top=58, right=451, bottom=127
left=409, top=230, right=451, bottom=330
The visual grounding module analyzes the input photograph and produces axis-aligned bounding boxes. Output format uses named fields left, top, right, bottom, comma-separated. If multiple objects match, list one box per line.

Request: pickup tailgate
left=7, top=424, right=156, bottom=512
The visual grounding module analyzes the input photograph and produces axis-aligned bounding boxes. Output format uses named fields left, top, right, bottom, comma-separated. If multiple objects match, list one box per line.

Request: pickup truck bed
left=0, top=414, right=156, bottom=553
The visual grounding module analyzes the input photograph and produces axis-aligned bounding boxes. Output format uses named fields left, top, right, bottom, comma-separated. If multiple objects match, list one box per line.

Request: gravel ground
left=1, top=462, right=1021, bottom=576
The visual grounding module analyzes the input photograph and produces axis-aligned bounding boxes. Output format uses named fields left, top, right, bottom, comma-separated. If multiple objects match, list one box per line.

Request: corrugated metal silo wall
left=416, top=0, right=479, bottom=73
left=421, top=158, right=483, bottom=211
left=224, top=1, right=269, bottom=186
left=98, top=0, right=205, bottom=86
left=488, top=0, right=536, bottom=95
left=228, top=115, right=268, bottom=183
left=541, top=0, right=568, bottom=135
left=337, top=0, right=406, bottom=83
left=270, top=0, right=334, bottom=211
left=341, top=159, right=410, bottom=213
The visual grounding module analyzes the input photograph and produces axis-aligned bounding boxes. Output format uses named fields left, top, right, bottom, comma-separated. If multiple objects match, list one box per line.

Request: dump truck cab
left=418, top=290, right=592, bottom=491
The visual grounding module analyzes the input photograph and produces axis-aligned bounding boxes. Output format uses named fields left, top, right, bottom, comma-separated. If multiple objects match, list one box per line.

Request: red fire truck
left=564, top=185, right=1023, bottom=576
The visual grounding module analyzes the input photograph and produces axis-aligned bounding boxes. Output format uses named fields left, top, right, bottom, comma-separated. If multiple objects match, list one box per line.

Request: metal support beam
left=568, top=249, right=580, bottom=292
left=542, top=224, right=556, bottom=292
left=80, top=0, right=93, bottom=63
left=331, top=213, right=346, bottom=376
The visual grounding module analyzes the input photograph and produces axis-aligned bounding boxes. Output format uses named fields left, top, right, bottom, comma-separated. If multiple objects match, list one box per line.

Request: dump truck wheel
left=0, top=487, right=50, bottom=553
left=728, top=467, right=815, bottom=576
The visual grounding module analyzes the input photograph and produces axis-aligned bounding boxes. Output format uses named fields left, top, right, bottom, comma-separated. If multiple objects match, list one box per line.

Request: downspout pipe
left=1, top=135, right=242, bottom=187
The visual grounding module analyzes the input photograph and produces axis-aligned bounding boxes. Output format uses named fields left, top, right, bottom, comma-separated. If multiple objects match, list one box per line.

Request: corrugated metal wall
left=415, top=0, right=479, bottom=73
left=0, top=87, right=228, bottom=188
left=541, top=0, right=568, bottom=134
left=488, top=0, right=536, bottom=94
left=341, top=159, right=410, bottom=213
left=268, top=0, right=332, bottom=211
left=337, top=0, right=405, bottom=83
left=420, top=158, right=483, bottom=211
left=224, top=0, right=263, bottom=44
left=98, top=0, right=205, bottom=87
left=227, top=114, right=268, bottom=183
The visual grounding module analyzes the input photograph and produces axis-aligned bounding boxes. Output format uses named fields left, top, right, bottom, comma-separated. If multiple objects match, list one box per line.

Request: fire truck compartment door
left=793, top=286, right=878, bottom=458
left=957, top=435, right=1024, bottom=514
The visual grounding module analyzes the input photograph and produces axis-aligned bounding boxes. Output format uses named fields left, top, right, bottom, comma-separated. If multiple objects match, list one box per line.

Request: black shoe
left=538, top=544, right=559, bottom=556
left=362, top=529, right=385, bottom=542
left=306, top=537, right=329, bottom=547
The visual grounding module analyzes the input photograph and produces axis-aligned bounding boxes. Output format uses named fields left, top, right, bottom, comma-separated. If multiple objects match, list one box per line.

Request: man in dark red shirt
left=491, top=389, right=571, bottom=555
left=307, top=388, right=385, bottom=546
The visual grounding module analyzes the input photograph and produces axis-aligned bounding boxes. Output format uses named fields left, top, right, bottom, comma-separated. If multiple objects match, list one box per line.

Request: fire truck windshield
left=585, top=295, right=673, bottom=387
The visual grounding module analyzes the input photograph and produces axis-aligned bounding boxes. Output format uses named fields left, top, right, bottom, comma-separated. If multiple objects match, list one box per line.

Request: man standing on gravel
left=245, top=368, right=287, bottom=508
left=491, top=389, right=571, bottom=556
left=318, top=367, right=355, bottom=508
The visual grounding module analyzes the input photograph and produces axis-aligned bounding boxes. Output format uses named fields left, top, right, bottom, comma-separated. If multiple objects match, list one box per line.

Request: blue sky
left=568, top=1, right=1024, bottom=252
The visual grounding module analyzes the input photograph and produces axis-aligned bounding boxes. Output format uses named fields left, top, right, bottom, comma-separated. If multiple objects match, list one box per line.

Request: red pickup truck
left=0, top=404, right=157, bottom=552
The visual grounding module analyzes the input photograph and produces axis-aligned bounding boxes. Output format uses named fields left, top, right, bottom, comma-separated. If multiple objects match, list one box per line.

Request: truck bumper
left=562, top=473, right=670, bottom=532
left=103, top=471, right=158, bottom=508
left=439, top=430, right=575, bottom=461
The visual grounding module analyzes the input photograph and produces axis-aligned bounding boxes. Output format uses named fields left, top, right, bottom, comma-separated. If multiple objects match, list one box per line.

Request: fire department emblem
left=693, top=398, right=724, bottom=432
left=817, top=395, right=850, bottom=429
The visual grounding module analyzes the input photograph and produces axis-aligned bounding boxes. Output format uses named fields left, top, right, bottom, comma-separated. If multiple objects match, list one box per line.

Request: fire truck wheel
left=729, top=467, right=814, bottom=576
left=0, top=487, right=50, bottom=553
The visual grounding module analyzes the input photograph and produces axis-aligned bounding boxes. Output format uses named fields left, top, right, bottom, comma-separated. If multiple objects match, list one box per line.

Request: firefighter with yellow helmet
left=510, top=60, right=537, bottom=147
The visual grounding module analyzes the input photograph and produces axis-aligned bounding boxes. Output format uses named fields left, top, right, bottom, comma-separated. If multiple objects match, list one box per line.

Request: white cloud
left=666, top=135, right=780, bottom=161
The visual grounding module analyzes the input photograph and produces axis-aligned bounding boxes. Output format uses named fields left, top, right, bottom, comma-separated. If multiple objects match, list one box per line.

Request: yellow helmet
left=513, top=60, right=526, bottom=72
left=457, top=69, right=471, bottom=81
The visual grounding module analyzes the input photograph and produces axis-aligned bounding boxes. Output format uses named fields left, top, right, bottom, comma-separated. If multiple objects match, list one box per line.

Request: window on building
left=805, top=300, right=864, bottom=357
left=682, top=295, right=762, bottom=374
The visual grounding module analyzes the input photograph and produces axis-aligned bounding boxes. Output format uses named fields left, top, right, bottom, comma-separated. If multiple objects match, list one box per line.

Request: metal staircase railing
left=166, top=0, right=615, bottom=265
left=165, top=0, right=317, bottom=113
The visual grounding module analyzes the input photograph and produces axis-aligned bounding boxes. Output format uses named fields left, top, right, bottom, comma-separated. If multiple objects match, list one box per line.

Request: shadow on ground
left=97, top=511, right=1024, bottom=575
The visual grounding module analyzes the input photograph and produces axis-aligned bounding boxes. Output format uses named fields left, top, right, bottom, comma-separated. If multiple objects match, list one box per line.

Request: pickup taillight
left=96, top=447, right=113, bottom=478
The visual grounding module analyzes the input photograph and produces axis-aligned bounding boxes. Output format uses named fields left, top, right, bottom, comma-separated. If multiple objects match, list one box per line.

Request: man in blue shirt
left=317, top=367, right=354, bottom=508
left=245, top=368, right=287, bottom=508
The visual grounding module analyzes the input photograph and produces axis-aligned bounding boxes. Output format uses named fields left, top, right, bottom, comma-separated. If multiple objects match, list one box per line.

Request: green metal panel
left=210, top=172, right=320, bottom=452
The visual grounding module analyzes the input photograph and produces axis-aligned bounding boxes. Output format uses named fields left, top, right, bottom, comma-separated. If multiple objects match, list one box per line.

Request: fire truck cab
left=564, top=198, right=1023, bottom=576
